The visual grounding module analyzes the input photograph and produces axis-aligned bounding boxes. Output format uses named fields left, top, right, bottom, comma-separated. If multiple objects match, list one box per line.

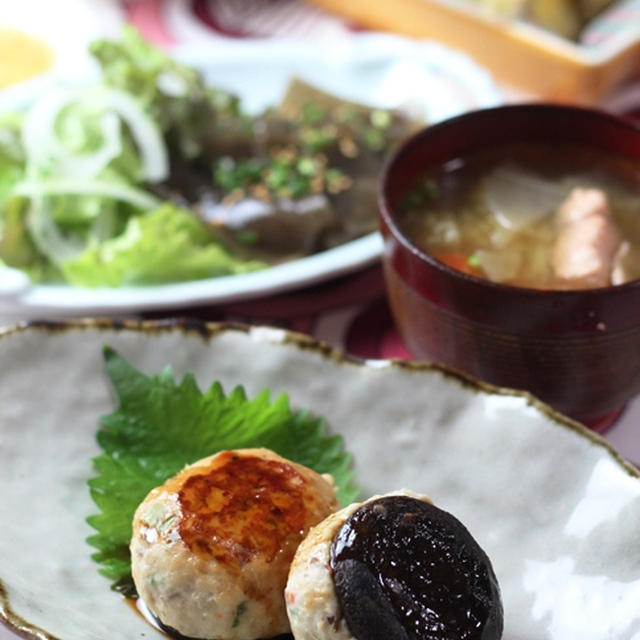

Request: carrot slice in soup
left=433, top=252, right=481, bottom=276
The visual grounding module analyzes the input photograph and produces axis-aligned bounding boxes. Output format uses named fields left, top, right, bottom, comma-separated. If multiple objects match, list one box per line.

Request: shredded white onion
left=21, top=86, right=169, bottom=183
left=22, top=88, right=122, bottom=180
left=26, top=198, right=86, bottom=265
left=24, top=182, right=153, bottom=267
left=91, top=87, right=169, bottom=182
left=14, top=178, right=160, bottom=211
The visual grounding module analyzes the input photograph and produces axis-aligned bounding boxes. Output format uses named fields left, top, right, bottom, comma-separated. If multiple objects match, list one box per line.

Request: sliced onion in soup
left=612, top=242, right=640, bottom=285
left=482, top=164, right=567, bottom=230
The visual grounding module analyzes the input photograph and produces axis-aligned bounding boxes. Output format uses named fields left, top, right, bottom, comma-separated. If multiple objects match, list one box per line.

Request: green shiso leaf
left=87, top=347, right=359, bottom=594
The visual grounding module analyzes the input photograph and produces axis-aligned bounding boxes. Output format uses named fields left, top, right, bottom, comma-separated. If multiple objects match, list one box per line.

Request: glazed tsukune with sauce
left=130, top=448, right=339, bottom=640
left=397, top=141, right=640, bottom=290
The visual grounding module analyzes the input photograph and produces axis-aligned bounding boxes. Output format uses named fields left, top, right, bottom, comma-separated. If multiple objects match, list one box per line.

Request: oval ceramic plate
left=0, top=34, right=501, bottom=319
left=0, top=320, right=639, bottom=640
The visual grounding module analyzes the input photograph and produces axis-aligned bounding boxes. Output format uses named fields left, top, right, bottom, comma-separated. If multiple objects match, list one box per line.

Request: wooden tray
left=310, top=0, right=640, bottom=103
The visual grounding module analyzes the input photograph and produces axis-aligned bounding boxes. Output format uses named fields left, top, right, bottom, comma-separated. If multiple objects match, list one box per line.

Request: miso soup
left=398, top=142, right=640, bottom=289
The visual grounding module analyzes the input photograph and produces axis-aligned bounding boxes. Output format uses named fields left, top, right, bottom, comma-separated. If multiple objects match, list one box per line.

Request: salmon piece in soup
left=551, top=187, right=621, bottom=289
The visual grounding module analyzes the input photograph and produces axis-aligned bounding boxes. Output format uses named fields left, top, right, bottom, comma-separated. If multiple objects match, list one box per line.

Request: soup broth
left=398, top=141, right=640, bottom=289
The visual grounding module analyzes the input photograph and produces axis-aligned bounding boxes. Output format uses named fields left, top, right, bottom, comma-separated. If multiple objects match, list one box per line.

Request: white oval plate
left=0, top=320, right=639, bottom=640
left=0, top=34, right=501, bottom=319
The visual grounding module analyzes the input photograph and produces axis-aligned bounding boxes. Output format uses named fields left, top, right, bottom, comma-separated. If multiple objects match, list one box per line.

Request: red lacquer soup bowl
left=379, top=104, right=640, bottom=429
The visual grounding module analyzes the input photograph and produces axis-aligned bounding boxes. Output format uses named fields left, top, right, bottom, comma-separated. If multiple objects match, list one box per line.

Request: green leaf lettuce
left=62, top=203, right=265, bottom=286
left=0, top=113, right=25, bottom=211
left=90, top=25, right=245, bottom=159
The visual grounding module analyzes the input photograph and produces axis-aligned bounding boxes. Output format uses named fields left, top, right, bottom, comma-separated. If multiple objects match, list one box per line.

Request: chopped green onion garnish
left=468, top=253, right=481, bottom=268
left=370, top=109, right=391, bottom=129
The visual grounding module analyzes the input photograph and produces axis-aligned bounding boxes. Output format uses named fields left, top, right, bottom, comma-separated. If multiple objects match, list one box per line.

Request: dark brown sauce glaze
left=176, top=451, right=310, bottom=568
left=127, top=596, right=294, bottom=640
left=150, top=608, right=293, bottom=640
left=329, top=496, right=503, bottom=640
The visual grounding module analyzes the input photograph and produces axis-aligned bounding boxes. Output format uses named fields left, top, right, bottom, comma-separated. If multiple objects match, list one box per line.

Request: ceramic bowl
left=379, top=104, right=640, bottom=429
left=0, top=319, right=639, bottom=640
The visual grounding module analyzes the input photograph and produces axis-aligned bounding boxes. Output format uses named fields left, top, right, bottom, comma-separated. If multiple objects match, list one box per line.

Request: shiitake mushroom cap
left=329, top=495, right=503, bottom=640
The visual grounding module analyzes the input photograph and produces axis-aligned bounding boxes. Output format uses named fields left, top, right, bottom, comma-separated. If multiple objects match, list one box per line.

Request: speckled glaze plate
left=1, top=320, right=639, bottom=640
left=0, top=34, right=501, bottom=319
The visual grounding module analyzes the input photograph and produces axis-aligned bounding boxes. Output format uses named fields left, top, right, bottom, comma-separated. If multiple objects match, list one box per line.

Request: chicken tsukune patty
left=130, top=448, right=339, bottom=640
left=285, top=490, right=503, bottom=640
